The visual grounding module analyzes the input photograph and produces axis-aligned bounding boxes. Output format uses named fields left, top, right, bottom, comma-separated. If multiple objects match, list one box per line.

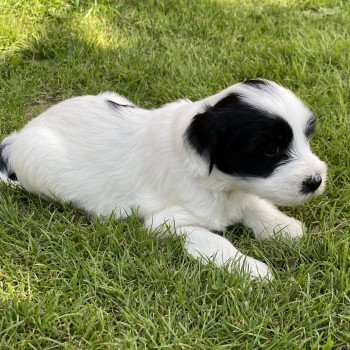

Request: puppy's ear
left=185, top=93, right=242, bottom=174
left=185, top=110, right=216, bottom=174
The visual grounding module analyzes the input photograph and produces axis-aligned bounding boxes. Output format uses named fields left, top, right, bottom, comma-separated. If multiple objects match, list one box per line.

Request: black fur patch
left=243, top=79, right=269, bottom=88
left=185, top=93, right=293, bottom=178
left=9, top=173, right=17, bottom=181
left=0, top=144, right=8, bottom=173
left=305, top=114, right=316, bottom=138
left=106, top=99, right=134, bottom=109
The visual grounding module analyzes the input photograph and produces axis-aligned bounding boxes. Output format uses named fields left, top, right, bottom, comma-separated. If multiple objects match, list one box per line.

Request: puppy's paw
left=229, top=256, right=273, bottom=280
left=243, top=256, right=273, bottom=280
left=255, top=217, right=305, bottom=240
left=276, top=217, right=305, bottom=239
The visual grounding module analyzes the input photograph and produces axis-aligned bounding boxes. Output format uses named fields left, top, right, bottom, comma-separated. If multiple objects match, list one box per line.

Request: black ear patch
left=209, top=93, right=242, bottom=110
left=185, top=93, right=293, bottom=178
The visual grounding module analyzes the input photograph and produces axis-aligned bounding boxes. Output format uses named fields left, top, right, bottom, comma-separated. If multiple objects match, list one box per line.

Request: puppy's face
left=186, top=79, right=327, bottom=206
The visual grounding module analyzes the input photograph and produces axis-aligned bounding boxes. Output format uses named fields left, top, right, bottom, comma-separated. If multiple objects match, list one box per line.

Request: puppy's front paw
left=239, top=256, right=273, bottom=280
left=256, top=217, right=305, bottom=240
left=276, top=217, right=305, bottom=239
left=230, top=255, right=273, bottom=281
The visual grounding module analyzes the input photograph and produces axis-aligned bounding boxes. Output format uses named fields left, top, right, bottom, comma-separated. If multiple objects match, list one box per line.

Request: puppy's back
left=1, top=94, right=152, bottom=216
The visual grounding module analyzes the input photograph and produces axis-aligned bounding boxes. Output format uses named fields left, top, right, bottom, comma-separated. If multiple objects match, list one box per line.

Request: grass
left=0, top=0, right=350, bottom=348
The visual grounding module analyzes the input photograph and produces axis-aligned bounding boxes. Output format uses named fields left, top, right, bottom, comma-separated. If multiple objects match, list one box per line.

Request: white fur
left=1, top=81, right=327, bottom=279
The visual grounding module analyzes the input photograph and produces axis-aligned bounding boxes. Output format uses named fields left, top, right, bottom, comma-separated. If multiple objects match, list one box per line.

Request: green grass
left=1, top=0, right=350, bottom=348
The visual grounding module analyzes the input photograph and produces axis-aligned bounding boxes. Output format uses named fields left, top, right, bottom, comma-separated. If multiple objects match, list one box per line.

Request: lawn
left=1, top=0, right=350, bottom=348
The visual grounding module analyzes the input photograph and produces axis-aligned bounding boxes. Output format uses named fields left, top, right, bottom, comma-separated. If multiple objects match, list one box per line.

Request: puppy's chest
left=187, top=191, right=242, bottom=231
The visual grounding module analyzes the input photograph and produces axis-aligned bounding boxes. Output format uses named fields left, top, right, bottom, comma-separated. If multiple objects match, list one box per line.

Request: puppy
left=0, top=79, right=327, bottom=279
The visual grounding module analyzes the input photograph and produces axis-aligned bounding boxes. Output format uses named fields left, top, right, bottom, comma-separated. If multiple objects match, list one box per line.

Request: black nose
left=301, top=174, right=322, bottom=194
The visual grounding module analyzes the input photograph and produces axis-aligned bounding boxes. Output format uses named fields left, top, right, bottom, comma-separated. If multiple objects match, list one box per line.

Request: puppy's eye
left=263, top=144, right=280, bottom=157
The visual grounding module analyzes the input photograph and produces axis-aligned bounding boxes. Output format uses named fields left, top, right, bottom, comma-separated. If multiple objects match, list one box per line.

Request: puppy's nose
left=301, top=174, right=322, bottom=194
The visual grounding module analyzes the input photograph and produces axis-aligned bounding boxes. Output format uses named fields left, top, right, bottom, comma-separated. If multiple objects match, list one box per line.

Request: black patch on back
left=106, top=99, right=134, bottom=109
left=243, top=79, right=269, bottom=88
left=0, top=144, right=8, bottom=173
left=185, top=93, right=293, bottom=178
left=305, top=114, right=316, bottom=138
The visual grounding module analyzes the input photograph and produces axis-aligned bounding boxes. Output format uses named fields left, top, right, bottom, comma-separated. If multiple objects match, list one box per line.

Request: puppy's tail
left=0, top=133, right=17, bottom=183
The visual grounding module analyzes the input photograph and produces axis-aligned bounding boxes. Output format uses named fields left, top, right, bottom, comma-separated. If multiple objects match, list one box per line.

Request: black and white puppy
left=0, top=79, right=327, bottom=279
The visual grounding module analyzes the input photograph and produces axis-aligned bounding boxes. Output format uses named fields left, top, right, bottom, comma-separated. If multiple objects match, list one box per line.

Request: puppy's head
left=185, top=79, right=327, bottom=206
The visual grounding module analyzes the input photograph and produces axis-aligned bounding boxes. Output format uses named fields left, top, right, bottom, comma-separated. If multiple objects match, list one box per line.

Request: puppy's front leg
left=178, top=225, right=273, bottom=280
left=241, top=196, right=304, bottom=240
